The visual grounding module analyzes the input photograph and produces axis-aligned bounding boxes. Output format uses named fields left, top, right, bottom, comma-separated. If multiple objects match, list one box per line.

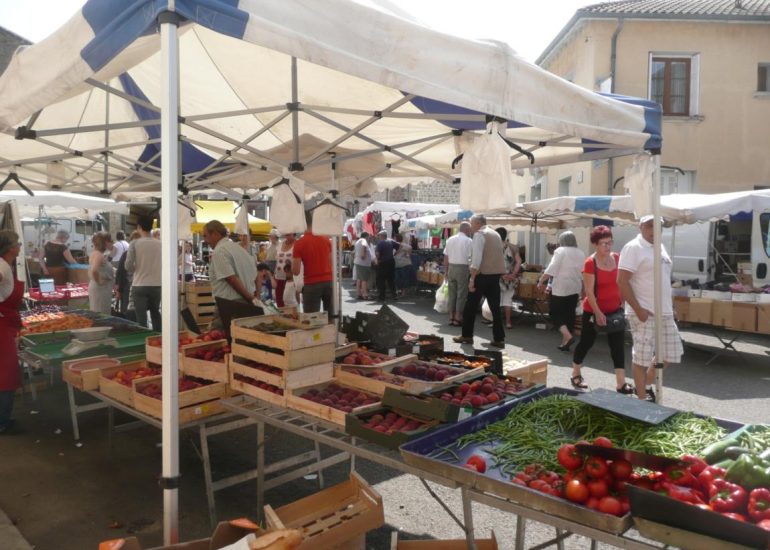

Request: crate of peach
left=20, top=312, right=94, bottom=335
left=98, top=361, right=161, bottom=406
left=287, top=380, right=381, bottom=426
left=229, top=367, right=288, bottom=407
left=345, top=404, right=441, bottom=450
left=145, top=329, right=227, bottom=365
left=336, top=356, right=481, bottom=396
left=229, top=354, right=333, bottom=390
left=230, top=315, right=336, bottom=369
left=132, top=375, right=226, bottom=423
left=180, top=340, right=231, bottom=383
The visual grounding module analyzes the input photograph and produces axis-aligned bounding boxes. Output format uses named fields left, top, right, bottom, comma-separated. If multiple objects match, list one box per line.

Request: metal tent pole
left=159, top=6, right=181, bottom=545
left=652, top=155, right=664, bottom=404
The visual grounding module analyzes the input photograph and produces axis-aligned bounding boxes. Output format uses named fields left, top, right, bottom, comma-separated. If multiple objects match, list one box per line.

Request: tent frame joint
left=452, top=129, right=463, bottom=136
left=158, top=475, right=181, bottom=490
left=286, top=101, right=300, bottom=112
left=157, top=11, right=182, bottom=26
left=288, top=161, right=304, bottom=172
left=14, top=126, right=36, bottom=140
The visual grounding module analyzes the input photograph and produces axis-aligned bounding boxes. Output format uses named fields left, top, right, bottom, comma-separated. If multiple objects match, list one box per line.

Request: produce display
left=297, top=383, right=379, bottom=413
left=234, top=358, right=283, bottom=376
left=137, top=376, right=212, bottom=398
left=21, top=312, right=94, bottom=334
left=432, top=352, right=491, bottom=369
left=233, top=373, right=285, bottom=396
left=389, top=361, right=463, bottom=382
left=147, top=329, right=226, bottom=349
left=434, top=375, right=536, bottom=408
left=338, top=349, right=390, bottom=365
left=360, top=411, right=427, bottom=434
left=251, top=321, right=291, bottom=334
left=106, top=366, right=161, bottom=387
left=452, top=394, right=726, bottom=475
left=339, top=367, right=406, bottom=387
left=186, top=343, right=230, bottom=362
left=20, top=304, right=62, bottom=320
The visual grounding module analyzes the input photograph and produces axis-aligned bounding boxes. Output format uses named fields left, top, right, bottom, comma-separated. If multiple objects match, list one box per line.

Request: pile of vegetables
left=455, top=394, right=726, bottom=475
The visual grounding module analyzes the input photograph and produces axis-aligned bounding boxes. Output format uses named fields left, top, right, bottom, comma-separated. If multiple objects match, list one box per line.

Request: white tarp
left=0, top=190, right=130, bottom=218
left=0, top=0, right=661, bottom=198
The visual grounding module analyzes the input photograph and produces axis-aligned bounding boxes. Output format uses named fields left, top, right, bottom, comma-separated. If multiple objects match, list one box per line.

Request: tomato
left=563, top=468, right=588, bottom=485
left=538, top=470, right=561, bottom=486
left=609, top=459, right=633, bottom=481
left=528, top=479, right=549, bottom=492
left=619, top=495, right=630, bottom=514
left=557, top=443, right=583, bottom=471
left=514, top=472, right=532, bottom=484
left=721, top=512, right=746, bottom=522
left=511, top=477, right=528, bottom=486
left=593, top=436, right=614, bottom=448
left=693, top=503, right=713, bottom=512
left=564, top=479, right=590, bottom=504
left=756, top=519, right=770, bottom=532
left=598, top=496, right=623, bottom=516
left=612, top=479, right=629, bottom=494
left=463, top=463, right=481, bottom=472
left=465, top=455, right=487, bottom=473
left=587, top=478, right=609, bottom=498
left=585, top=456, right=609, bottom=479
left=585, top=496, right=600, bottom=510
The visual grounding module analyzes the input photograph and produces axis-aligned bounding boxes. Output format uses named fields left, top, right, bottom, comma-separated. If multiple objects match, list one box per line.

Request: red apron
left=0, top=279, right=24, bottom=391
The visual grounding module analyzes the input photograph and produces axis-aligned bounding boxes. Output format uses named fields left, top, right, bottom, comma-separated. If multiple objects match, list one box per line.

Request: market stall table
left=25, top=282, right=90, bottom=308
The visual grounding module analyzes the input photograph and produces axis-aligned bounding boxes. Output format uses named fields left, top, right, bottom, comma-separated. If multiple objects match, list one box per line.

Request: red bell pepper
left=659, top=481, right=706, bottom=505
left=709, top=479, right=748, bottom=513
left=680, top=454, right=708, bottom=476
left=747, top=487, right=770, bottom=523
left=697, top=465, right=726, bottom=495
left=663, top=464, right=697, bottom=486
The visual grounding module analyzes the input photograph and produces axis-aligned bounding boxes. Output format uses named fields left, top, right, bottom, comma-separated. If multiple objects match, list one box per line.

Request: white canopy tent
left=0, top=0, right=663, bottom=542
left=0, top=190, right=130, bottom=219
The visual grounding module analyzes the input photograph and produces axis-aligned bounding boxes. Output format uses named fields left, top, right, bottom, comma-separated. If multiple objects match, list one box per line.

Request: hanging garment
left=270, top=173, right=307, bottom=234
left=459, top=129, right=517, bottom=213
left=234, top=203, right=250, bottom=235
left=623, top=154, right=656, bottom=218
left=391, top=219, right=401, bottom=235
left=312, top=200, right=346, bottom=236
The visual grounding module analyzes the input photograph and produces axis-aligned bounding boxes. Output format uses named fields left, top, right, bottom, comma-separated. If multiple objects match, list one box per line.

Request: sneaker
left=645, top=387, right=656, bottom=403
left=452, top=336, right=473, bottom=344
left=616, top=383, right=635, bottom=395
left=488, top=340, right=505, bottom=348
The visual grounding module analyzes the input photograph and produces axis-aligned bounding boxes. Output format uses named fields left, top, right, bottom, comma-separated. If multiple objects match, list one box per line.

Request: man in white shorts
left=618, top=215, right=683, bottom=402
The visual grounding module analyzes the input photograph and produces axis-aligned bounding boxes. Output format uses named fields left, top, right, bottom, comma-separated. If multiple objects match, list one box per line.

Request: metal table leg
left=67, top=383, right=81, bottom=441
left=461, top=486, right=477, bottom=550
left=514, top=515, right=526, bottom=550
left=256, top=420, right=265, bottom=522
left=199, top=424, right=217, bottom=528
left=312, top=424, right=325, bottom=490
left=107, top=406, right=114, bottom=453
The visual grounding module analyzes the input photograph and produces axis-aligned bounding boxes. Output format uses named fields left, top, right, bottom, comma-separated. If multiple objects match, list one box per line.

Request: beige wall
left=537, top=17, right=770, bottom=196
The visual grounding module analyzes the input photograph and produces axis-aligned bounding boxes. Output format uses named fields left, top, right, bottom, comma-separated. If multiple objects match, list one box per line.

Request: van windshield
left=761, top=213, right=770, bottom=258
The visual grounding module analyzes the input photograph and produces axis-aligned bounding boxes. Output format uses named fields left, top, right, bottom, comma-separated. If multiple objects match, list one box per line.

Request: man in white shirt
left=125, top=217, right=162, bottom=330
left=618, top=215, right=683, bottom=402
left=353, top=232, right=372, bottom=300
left=443, top=222, right=473, bottom=326
left=109, top=231, right=129, bottom=267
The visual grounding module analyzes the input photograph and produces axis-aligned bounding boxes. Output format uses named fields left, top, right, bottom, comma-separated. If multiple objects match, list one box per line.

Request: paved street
left=1, top=283, right=768, bottom=549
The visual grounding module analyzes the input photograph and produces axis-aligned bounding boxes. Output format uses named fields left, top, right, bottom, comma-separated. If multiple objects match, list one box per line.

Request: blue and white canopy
left=0, top=0, right=661, bottom=197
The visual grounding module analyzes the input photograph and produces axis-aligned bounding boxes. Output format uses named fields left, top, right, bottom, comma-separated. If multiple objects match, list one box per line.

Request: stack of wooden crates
left=185, top=281, right=216, bottom=328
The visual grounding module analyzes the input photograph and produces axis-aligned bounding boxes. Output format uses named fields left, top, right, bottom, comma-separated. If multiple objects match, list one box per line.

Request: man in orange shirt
left=292, top=211, right=334, bottom=316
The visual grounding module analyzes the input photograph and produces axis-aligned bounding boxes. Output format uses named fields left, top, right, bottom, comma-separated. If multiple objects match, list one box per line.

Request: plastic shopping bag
left=481, top=298, right=493, bottom=321
left=433, top=281, right=449, bottom=314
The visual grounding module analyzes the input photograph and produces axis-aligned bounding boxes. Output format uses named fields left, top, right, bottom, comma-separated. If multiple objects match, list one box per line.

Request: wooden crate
left=231, top=340, right=335, bottom=370
left=229, top=354, right=333, bottom=389
left=97, top=361, right=159, bottom=406
left=229, top=362, right=287, bottom=406
left=188, top=302, right=217, bottom=324
left=231, top=315, right=337, bottom=350
left=132, top=375, right=226, bottom=420
left=264, top=472, right=384, bottom=550
left=391, top=532, right=498, bottom=549
left=503, top=358, right=548, bottom=385
left=62, top=355, right=121, bottom=391
left=185, top=281, right=214, bottom=303
left=146, top=331, right=226, bottom=365
left=286, top=379, right=380, bottom=425
left=181, top=341, right=230, bottom=383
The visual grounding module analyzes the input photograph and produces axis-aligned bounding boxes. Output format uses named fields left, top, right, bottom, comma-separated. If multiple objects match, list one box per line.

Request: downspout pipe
left=607, top=18, right=624, bottom=194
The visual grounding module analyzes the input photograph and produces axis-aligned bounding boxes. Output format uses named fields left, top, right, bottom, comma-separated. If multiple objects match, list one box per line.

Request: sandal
left=616, top=382, right=635, bottom=395
left=570, top=375, right=588, bottom=390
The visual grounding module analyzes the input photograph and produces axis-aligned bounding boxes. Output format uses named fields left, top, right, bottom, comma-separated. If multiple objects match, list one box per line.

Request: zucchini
left=724, top=446, right=753, bottom=459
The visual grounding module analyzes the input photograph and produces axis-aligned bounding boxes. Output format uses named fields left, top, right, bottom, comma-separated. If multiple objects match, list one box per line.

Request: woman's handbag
left=592, top=256, right=626, bottom=334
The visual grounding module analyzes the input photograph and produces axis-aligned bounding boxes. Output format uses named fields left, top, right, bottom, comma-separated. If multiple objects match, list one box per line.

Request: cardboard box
left=757, top=304, right=770, bottom=334
left=517, top=283, right=535, bottom=299
left=673, top=297, right=689, bottom=322
left=729, top=303, right=757, bottom=332
left=67, top=265, right=90, bottom=284
left=391, top=532, right=498, bottom=550
left=688, top=298, right=713, bottom=324
left=711, top=300, right=733, bottom=327
left=99, top=518, right=261, bottom=550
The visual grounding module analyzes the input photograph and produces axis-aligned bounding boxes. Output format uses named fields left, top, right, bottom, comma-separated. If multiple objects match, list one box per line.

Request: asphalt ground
left=1, top=282, right=769, bottom=549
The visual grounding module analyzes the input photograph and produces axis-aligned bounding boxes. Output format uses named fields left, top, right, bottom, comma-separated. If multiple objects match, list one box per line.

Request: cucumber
left=724, top=446, right=752, bottom=459
left=702, top=438, right=739, bottom=464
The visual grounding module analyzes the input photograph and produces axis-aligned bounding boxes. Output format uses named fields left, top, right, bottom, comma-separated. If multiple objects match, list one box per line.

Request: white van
left=22, top=217, right=105, bottom=259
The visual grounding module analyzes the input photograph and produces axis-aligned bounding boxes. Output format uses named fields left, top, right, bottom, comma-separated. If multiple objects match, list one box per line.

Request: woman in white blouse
left=537, top=231, right=586, bottom=351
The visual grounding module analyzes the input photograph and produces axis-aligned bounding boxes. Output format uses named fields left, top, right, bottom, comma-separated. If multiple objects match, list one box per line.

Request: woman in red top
left=570, top=226, right=633, bottom=394
left=0, top=230, right=24, bottom=435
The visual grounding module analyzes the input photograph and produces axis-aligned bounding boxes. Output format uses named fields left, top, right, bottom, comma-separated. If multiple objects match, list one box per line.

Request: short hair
left=203, top=220, right=228, bottom=237
left=0, top=230, right=20, bottom=256
left=129, top=230, right=141, bottom=241
left=256, top=262, right=271, bottom=272
left=116, top=231, right=126, bottom=241
left=56, top=230, right=70, bottom=240
left=495, top=227, right=508, bottom=242
left=471, top=214, right=487, bottom=225
left=458, top=222, right=471, bottom=234
left=558, top=231, right=578, bottom=248
left=92, top=231, right=110, bottom=252
left=590, top=225, right=613, bottom=244
left=360, top=231, right=369, bottom=239
left=137, top=216, right=154, bottom=232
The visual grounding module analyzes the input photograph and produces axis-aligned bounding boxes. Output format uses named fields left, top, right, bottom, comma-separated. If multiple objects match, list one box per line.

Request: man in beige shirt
left=453, top=214, right=505, bottom=348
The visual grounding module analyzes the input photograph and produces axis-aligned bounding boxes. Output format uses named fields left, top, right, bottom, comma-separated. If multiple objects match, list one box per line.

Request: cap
left=269, top=228, right=279, bottom=236
left=639, top=214, right=663, bottom=224
left=378, top=230, right=387, bottom=236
